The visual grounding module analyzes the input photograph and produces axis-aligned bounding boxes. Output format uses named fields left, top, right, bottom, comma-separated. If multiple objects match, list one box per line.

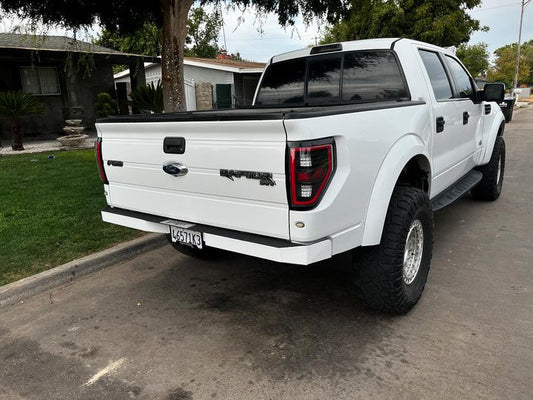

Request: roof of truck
left=270, top=38, right=452, bottom=64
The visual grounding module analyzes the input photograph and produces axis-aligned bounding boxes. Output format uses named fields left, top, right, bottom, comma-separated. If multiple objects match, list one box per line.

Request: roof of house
left=185, top=57, right=265, bottom=70
left=0, top=33, right=157, bottom=61
left=114, top=57, right=265, bottom=80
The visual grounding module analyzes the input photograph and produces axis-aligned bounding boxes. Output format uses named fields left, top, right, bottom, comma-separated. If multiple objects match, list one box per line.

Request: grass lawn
left=0, top=149, right=141, bottom=286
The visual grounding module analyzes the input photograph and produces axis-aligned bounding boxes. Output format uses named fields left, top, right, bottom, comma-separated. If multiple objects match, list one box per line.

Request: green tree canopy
left=456, top=42, right=489, bottom=78
left=487, top=40, right=533, bottom=88
left=0, top=0, right=348, bottom=112
left=95, top=8, right=222, bottom=59
left=95, top=22, right=162, bottom=58
left=184, top=7, right=221, bottom=58
left=321, top=0, right=486, bottom=48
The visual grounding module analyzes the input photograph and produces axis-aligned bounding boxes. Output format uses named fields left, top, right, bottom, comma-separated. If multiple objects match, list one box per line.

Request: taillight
left=95, top=137, right=108, bottom=184
left=288, top=139, right=335, bottom=209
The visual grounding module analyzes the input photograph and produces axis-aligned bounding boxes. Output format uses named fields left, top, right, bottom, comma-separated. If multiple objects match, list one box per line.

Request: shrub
left=94, top=92, right=119, bottom=118
left=129, top=81, right=164, bottom=113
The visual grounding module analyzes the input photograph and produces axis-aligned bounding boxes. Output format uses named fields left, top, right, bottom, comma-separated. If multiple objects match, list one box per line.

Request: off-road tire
left=471, top=136, right=505, bottom=201
left=166, top=234, right=216, bottom=259
left=354, top=186, right=434, bottom=314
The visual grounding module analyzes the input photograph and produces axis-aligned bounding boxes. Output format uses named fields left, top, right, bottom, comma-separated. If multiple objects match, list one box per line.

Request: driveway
left=1, top=108, right=532, bottom=400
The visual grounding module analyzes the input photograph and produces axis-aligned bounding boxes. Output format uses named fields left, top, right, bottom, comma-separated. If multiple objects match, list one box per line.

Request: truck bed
left=97, top=100, right=425, bottom=123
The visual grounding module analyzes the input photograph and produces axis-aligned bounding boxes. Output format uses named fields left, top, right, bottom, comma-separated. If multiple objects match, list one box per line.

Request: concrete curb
left=0, top=233, right=167, bottom=308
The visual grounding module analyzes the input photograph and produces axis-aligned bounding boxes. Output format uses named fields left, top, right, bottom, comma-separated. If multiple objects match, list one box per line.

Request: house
left=114, top=57, right=265, bottom=110
left=0, top=33, right=157, bottom=140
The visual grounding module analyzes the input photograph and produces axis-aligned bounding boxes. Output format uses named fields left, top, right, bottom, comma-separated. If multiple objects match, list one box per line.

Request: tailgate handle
left=163, top=137, right=186, bottom=154
left=163, top=162, right=188, bottom=177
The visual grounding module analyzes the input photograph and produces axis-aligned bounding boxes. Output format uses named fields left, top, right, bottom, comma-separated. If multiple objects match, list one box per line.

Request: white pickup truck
left=96, top=38, right=506, bottom=313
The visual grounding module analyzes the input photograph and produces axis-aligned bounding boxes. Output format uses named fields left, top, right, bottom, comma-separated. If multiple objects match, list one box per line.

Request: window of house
left=418, top=50, right=453, bottom=100
left=445, top=56, right=475, bottom=99
left=20, top=67, right=60, bottom=95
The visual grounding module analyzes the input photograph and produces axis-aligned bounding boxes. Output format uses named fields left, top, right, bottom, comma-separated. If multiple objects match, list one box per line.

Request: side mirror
left=483, top=83, right=505, bottom=103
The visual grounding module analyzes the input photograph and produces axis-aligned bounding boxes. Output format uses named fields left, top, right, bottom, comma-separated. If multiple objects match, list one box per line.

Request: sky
left=219, top=0, right=533, bottom=62
left=1, top=0, right=532, bottom=63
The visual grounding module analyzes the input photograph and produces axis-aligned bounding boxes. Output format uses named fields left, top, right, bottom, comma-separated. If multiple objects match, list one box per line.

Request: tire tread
left=472, top=136, right=505, bottom=201
left=354, top=187, right=434, bottom=314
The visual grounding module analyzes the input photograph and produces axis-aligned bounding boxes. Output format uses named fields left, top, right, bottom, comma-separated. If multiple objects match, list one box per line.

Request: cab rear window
left=254, top=58, right=306, bottom=106
left=255, top=50, right=409, bottom=107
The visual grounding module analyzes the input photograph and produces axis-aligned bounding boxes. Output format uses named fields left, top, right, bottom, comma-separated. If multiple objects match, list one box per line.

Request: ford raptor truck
left=95, top=38, right=506, bottom=313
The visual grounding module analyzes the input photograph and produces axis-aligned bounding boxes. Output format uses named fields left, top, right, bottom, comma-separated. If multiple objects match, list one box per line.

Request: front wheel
left=354, top=186, right=434, bottom=314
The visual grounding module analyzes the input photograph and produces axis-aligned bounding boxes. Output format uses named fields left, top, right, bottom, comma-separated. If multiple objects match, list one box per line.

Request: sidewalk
left=0, top=131, right=97, bottom=155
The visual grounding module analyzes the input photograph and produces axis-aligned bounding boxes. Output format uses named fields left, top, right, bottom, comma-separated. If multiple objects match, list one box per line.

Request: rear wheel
left=471, top=136, right=505, bottom=201
left=354, top=186, right=434, bottom=314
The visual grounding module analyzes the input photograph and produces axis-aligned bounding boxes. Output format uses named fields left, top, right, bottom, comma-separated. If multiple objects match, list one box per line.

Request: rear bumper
left=101, top=207, right=332, bottom=265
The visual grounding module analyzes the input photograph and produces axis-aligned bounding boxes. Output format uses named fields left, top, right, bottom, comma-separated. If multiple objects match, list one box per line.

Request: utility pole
left=513, top=0, right=531, bottom=96
left=218, top=3, right=228, bottom=52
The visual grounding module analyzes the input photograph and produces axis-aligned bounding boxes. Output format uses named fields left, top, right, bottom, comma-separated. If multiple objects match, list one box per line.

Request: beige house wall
left=195, top=82, right=213, bottom=110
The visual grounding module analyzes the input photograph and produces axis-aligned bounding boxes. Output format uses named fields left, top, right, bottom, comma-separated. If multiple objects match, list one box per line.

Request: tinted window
left=419, top=50, right=453, bottom=100
left=255, top=58, right=305, bottom=106
left=307, top=56, right=341, bottom=104
left=446, top=56, right=475, bottom=98
left=256, top=51, right=409, bottom=107
left=342, top=52, right=408, bottom=102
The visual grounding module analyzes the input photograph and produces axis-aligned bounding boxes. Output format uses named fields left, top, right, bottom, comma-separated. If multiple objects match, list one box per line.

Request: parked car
left=499, top=97, right=516, bottom=122
left=95, top=38, right=506, bottom=314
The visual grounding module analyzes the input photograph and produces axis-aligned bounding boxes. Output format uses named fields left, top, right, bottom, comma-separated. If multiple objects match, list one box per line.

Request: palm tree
left=0, top=91, right=44, bottom=151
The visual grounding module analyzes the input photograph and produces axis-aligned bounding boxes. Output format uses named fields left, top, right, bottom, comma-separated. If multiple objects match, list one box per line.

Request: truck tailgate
left=97, top=119, right=289, bottom=239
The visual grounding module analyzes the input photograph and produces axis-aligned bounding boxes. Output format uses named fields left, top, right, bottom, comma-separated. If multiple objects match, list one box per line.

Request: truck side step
left=431, top=170, right=483, bottom=211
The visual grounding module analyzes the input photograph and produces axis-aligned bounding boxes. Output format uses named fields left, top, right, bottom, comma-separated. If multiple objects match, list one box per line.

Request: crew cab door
left=418, top=49, right=478, bottom=197
left=442, top=54, right=483, bottom=167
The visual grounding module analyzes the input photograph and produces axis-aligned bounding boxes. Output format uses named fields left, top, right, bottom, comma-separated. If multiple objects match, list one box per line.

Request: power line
left=470, top=2, right=522, bottom=12
left=229, top=36, right=316, bottom=42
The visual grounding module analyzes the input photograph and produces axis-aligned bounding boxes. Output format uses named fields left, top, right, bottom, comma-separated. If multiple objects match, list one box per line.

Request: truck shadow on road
left=141, top=195, right=485, bottom=383
left=144, top=244, right=412, bottom=383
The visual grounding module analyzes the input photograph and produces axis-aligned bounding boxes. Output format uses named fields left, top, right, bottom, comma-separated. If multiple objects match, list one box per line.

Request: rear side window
left=419, top=50, right=453, bottom=100
left=255, top=58, right=306, bottom=106
left=342, top=52, right=408, bottom=102
left=445, top=56, right=475, bottom=98
left=255, top=50, right=409, bottom=107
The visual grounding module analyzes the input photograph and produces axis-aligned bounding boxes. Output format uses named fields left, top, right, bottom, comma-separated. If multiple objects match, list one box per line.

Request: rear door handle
left=436, top=116, right=445, bottom=133
left=463, top=111, right=470, bottom=125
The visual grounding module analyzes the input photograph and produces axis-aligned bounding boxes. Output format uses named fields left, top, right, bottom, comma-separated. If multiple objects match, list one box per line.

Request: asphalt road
left=1, top=108, right=532, bottom=400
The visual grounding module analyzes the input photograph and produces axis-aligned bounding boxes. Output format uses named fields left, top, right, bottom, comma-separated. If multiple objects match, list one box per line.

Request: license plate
left=169, top=226, right=203, bottom=249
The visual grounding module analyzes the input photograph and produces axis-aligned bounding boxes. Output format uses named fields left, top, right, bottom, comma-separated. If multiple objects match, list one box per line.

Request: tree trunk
left=161, top=0, right=194, bottom=112
left=11, top=117, right=24, bottom=151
